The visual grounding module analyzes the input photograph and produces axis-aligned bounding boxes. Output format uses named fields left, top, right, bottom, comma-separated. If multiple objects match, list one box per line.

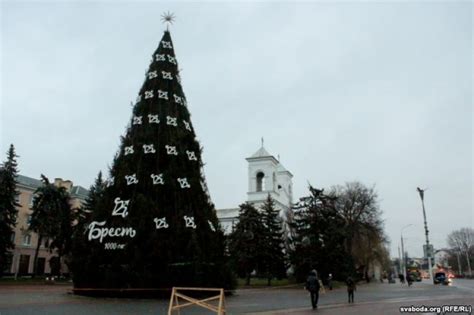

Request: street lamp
left=401, top=224, right=414, bottom=281
left=417, top=187, right=434, bottom=283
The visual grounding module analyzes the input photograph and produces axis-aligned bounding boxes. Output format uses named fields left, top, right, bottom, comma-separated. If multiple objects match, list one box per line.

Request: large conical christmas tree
left=71, top=28, right=233, bottom=292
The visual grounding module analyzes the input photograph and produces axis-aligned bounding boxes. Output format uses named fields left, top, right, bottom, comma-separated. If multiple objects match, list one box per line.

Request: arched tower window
left=256, top=172, right=265, bottom=192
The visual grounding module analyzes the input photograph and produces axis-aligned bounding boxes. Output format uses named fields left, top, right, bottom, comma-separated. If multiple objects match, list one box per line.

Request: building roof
left=16, top=174, right=89, bottom=199
left=276, top=163, right=287, bottom=172
left=70, top=185, right=89, bottom=198
left=249, top=146, right=272, bottom=159
left=215, top=208, right=239, bottom=219
left=17, top=174, right=43, bottom=189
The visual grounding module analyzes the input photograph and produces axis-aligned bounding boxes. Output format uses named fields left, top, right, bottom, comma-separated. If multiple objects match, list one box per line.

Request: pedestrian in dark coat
left=399, top=273, right=405, bottom=284
left=327, top=273, right=333, bottom=290
left=305, top=270, right=321, bottom=309
left=346, top=276, right=356, bottom=303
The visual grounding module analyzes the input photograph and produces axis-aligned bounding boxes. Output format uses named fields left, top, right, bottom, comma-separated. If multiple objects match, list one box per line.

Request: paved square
left=0, top=280, right=472, bottom=314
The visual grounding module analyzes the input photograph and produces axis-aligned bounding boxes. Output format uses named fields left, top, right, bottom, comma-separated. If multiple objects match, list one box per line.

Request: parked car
left=434, top=272, right=451, bottom=285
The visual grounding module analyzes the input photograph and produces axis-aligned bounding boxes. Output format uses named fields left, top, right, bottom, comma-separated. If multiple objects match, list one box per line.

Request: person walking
left=305, top=270, right=321, bottom=309
left=346, top=276, right=356, bottom=303
left=407, top=273, right=413, bottom=287
left=327, top=273, right=333, bottom=290
left=399, top=273, right=405, bottom=284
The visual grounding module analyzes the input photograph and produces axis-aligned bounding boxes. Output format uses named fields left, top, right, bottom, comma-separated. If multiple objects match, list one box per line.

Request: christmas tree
left=71, top=25, right=233, bottom=293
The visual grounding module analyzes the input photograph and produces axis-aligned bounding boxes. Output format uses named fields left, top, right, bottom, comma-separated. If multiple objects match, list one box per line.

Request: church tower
left=216, top=142, right=294, bottom=236
left=246, top=143, right=293, bottom=214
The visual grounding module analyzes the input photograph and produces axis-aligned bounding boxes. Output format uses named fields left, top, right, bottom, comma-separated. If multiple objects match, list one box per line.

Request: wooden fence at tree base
left=168, top=287, right=226, bottom=315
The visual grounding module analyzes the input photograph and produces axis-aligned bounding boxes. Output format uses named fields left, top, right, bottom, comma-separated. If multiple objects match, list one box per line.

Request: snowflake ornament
left=176, top=74, right=182, bottom=84
left=111, top=197, right=130, bottom=218
left=162, top=71, right=173, bottom=80
left=177, top=177, right=190, bottom=189
left=184, top=216, right=196, bottom=229
left=133, top=116, right=143, bottom=125
left=158, top=90, right=168, bottom=100
left=136, top=94, right=142, bottom=103
left=162, top=41, right=172, bottom=49
left=173, top=94, right=182, bottom=104
left=147, top=71, right=158, bottom=80
left=154, top=217, right=169, bottom=229
left=156, top=54, right=165, bottom=61
left=166, top=116, right=177, bottom=127
left=125, top=174, right=138, bottom=185
left=208, top=220, right=216, bottom=232
left=150, top=173, right=164, bottom=185
left=167, top=55, right=176, bottom=65
left=186, top=150, right=197, bottom=161
left=148, top=114, right=160, bottom=124
left=144, top=90, right=154, bottom=99
left=124, top=145, right=134, bottom=156
left=143, top=144, right=156, bottom=154
left=183, top=120, right=191, bottom=131
left=165, top=145, right=178, bottom=156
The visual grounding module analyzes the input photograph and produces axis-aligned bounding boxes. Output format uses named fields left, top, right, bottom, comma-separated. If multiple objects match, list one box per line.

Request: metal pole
left=398, top=246, right=402, bottom=276
left=400, top=224, right=413, bottom=283
left=417, top=187, right=434, bottom=283
left=401, top=235, right=406, bottom=280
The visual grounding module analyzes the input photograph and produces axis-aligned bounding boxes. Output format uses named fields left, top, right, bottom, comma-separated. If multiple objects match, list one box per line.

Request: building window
left=15, top=194, right=20, bottom=203
left=28, top=194, right=36, bottom=207
left=256, top=172, right=265, bottom=192
left=23, top=234, right=31, bottom=246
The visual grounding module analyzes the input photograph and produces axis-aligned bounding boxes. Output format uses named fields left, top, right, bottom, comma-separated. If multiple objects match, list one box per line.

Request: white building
left=216, top=144, right=294, bottom=235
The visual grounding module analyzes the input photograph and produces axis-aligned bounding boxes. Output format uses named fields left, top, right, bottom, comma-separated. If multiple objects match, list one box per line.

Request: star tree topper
left=161, top=11, right=175, bottom=31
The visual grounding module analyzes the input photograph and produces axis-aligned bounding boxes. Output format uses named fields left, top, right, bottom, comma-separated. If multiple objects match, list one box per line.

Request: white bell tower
left=246, top=141, right=293, bottom=213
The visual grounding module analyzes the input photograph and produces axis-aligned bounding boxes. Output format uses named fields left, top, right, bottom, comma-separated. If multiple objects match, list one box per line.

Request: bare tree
left=330, top=182, right=387, bottom=280
left=447, top=227, right=473, bottom=276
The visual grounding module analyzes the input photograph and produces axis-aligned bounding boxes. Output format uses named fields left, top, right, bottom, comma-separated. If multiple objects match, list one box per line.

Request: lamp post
left=398, top=246, right=402, bottom=276
left=401, top=224, right=414, bottom=281
left=417, top=187, right=434, bottom=283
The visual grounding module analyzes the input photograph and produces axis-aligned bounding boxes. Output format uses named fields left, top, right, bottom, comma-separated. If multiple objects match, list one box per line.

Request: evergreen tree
left=290, top=186, right=352, bottom=282
left=70, top=29, right=233, bottom=291
left=229, top=203, right=266, bottom=285
left=78, top=171, right=104, bottom=227
left=70, top=171, right=105, bottom=276
left=260, top=194, right=286, bottom=285
left=0, top=144, right=20, bottom=276
left=30, top=175, right=73, bottom=277
left=48, top=187, right=73, bottom=275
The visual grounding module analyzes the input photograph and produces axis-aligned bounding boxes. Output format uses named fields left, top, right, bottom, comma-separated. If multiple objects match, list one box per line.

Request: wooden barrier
left=319, top=280, right=326, bottom=294
left=168, top=287, right=226, bottom=315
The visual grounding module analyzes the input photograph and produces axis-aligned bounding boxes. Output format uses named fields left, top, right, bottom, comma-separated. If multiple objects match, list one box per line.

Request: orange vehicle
left=407, top=267, right=422, bottom=282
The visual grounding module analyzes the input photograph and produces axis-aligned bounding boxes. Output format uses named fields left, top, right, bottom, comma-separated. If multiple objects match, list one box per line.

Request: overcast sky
left=1, top=1, right=472, bottom=258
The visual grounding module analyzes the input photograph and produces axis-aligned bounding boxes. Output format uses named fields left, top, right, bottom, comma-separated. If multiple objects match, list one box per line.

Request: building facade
left=216, top=145, right=294, bottom=236
left=7, top=175, right=88, bottom=276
